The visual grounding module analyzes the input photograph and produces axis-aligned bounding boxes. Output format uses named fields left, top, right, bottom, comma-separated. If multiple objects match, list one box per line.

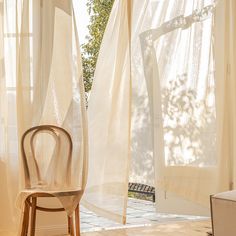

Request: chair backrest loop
left=21, top=125, right=73, bottom=189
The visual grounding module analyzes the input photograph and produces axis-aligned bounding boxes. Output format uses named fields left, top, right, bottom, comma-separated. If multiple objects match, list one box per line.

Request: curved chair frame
left=20, top=125, right=81, bottom=236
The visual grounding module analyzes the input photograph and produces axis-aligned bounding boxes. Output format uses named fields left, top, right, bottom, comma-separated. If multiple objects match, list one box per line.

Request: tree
left=82, top=0, right=115, bottom=92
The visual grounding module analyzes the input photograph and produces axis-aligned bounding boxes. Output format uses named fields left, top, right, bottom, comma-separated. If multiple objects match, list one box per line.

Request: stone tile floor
left=82, top=221, right=212, bottom=236
left=80, top=198, right=208, bottom=233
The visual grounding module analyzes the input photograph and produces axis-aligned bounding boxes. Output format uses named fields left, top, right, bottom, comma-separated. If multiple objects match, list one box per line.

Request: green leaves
left=82, top=0, right=115, bottom=92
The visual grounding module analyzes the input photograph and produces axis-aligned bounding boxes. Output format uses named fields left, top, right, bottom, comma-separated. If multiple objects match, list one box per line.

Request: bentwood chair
left=19, top=125, right=83, bottom=236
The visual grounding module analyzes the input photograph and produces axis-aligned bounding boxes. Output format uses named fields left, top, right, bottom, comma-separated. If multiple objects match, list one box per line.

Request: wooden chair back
left=21, top=125, right=73, bottom=189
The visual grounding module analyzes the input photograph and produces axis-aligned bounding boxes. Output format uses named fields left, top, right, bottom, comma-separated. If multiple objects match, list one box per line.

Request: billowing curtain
left=149, top=0, right=217, bottom=205
left=83, top=0, right=132, bottom=224
left=85, top=0, right=236, bottom=223
left=0, top=0, right=87, bottom=235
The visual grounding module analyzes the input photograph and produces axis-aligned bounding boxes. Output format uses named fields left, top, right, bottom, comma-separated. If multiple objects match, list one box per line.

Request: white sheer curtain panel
left=0, top=0, right=88, bottom=235
left=149, top=0, right=218, bottom=205
left=83, top=0, right=132, bottom=224
left=85, top=0, right=236, bottom=222
left=215, top=0, right=236, bottom=192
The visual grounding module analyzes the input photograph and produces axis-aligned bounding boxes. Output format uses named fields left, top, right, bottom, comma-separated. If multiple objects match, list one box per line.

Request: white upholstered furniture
left=211, top=190, right=236, bottom=236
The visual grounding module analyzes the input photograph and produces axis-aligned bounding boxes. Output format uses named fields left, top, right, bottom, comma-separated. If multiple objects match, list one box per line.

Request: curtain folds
left=0, top=0, right=236, bottom=232
left=85, top=0, right=236, bottom=222
left=152, top=0, right=218, bottom=206
left=83, top=0, right=132, bottom=224
left=215, top=0, right=236, bottom=192
left=0, top=0, right=87, bottom=235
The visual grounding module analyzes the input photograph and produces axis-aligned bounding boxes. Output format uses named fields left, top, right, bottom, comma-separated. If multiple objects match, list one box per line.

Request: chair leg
left=25, top=199, right=30, bottom=236
left=20, top=199, right=30, bottom=236
left=75, top=204, right=80, bottom=236
left=30, top=197, right=37, bottom=236
left=68, top=215, right=75, bottom=236
left=67, top=216, right=72, bottom=234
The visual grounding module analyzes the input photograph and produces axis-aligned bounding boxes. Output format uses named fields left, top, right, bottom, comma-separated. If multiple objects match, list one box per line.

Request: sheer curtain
left=215, top=0, right=236, bottom=192
left=83, top=0, right=132, bottom=224
left=149, top=0, right=217, bottom=206
left=0, top=0, right=87, bottom=235
left=85, top=0, right=236, bottom=222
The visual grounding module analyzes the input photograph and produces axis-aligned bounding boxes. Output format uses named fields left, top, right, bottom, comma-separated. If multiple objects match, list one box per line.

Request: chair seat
left=17, top=188, right=83, bottom=212
left=19, top=188, right=83, bottom=198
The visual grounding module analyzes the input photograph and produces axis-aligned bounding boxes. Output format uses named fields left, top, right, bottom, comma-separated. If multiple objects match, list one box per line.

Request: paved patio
left=80, top=198, right=208, bottom=232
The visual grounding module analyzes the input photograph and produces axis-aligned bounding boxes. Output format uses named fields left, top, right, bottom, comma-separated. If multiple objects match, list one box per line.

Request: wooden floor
left=82, top=220, right=212, bottom=236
